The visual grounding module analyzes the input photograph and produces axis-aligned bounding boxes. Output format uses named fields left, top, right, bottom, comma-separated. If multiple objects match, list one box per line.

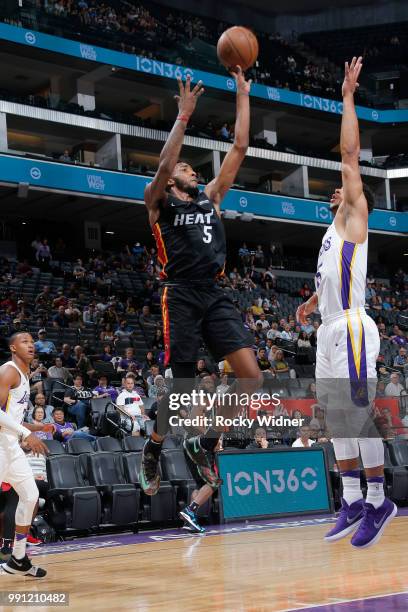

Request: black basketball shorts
left=160, top=283, right=253, bottom=365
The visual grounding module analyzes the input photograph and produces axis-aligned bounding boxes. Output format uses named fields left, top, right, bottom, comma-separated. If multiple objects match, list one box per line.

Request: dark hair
left=74, top=373, right=83, bottom=380
left=32, top=405, right=45, bottom=421
left=363, top=183, right=375, bottom=214
left=52, top=407, right=64, bottom=414
left=8, top=331, right=31, bottom=347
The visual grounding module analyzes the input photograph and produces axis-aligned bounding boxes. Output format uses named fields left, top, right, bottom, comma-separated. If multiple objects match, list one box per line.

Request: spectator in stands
left=217, top=374, right=229, bottom=396
left=36, top=239, right=52, bottom=269
left=148, top=374, right=168, bottom=399
left=119, top=347, right=140, bottom=372
left=29, top=358, right=48, bottom=393
left=300, top=317, right=314, bottom=335
left=73, top=345, right=95, bottom=381
left=93, top=375, right=118, bottom=403
left=376, top=380, right=387, bottom=398
left=267, top=322, right=281, bottom=341
left=52, top=305, right=70, bottom=329
left=99, top=344, right=115, bottom=363
left=29, top=406, right=54, bottom=440
left=255, top=321, right=267, bottom=343
left=238, top=243, right=250, bottom=266
left=263, top=267, right=277, bottom=291
left=385, top=372, right=406, bottom=397
left=83, top=304, right=98, bottom=325
left=59, top=149, right=72, bottom=162
left=52, top=407, right=95, bottom=442
left=299, top=283, right=312, bottom=299
left=47, top=356, right=71, bottom=382
left=246, top=427, right=271, bottom=449
left=147, top=364, right=162, bottom=390
left=152, top=328, right=164, bottom=351
left=305, top=381, right=317, bottom=399
left=139, top=305, right=156, bottom=332
left=254, top=245, right=265, bottom=267
left=114, top=319, right=134, bottom=341
left=100, top=323, right=115, bottom=343
left=309, top=405, right=328, bottom=438
left=280, top=324, right=294, bottom=341
left=34, top=329, right=56, bottom=355
left=292, top=425, right=315, bottom=448
left=28, top=393, right=54, bottom=424
left=59, top=344, right=76, bottom=371
left=255, top=313, right=270, bottom=330
left=297, top=330, right=311, bottom=349
left=257, top=348, right=274, bottom=375
left=270, top=349, right=290, bottom=377
left=391, top=325, right=407, bottom=347
left=63, top=374, right=90, bottom=428
left=116, top=374, right=146, bottom=434
left=394, top=347, right=407, bottom=374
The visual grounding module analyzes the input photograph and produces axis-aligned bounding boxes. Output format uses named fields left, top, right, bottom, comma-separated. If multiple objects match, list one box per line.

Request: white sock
left=12, top=533, right=27, bottom=559
left=366, top=478, right=385, bottom=509
left=342, top=475, right=363, bottom=505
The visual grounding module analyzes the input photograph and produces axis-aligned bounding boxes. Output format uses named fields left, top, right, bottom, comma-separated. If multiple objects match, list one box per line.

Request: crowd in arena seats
left=2, top=0, right=371, bottom=105
left=0, top=237, right=407, bottom=540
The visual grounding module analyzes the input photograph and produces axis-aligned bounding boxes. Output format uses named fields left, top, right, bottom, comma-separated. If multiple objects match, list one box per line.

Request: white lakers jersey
left=315, top=221, right=367, bottom=322
left=0, top=361, right=30, bottom=428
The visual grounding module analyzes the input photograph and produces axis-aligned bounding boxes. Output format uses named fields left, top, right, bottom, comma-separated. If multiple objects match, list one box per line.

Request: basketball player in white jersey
left=0, top=332, right=50, bottom=577
left=297, top=57, right=396, bottom=548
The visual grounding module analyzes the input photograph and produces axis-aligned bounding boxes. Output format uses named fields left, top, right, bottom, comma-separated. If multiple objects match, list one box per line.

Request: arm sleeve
left=0, top=411, right=31, bottom=438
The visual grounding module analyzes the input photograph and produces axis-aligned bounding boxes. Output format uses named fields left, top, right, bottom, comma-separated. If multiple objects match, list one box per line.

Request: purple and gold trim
left=340, top=240, right=358, bottom=310
left=346, top=311, right=368, bottom=406
left=1, top=393, right=10, bottom=413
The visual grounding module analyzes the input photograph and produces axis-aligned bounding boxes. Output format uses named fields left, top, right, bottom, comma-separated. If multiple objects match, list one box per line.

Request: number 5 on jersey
left=203, top=225, right=213, bottom=243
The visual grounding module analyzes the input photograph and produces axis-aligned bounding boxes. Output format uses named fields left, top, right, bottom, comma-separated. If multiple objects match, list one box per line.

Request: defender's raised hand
left=230, top=65, right=252, bottom=95
left=174, top=75, right=204, bottom=119
left=342, top=56, right=363, bottom=97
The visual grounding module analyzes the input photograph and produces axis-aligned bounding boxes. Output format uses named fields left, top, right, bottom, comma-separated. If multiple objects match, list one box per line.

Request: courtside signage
left=217, top=448, right=332, bottom=522
left=1, top=23, right=408, bottom=124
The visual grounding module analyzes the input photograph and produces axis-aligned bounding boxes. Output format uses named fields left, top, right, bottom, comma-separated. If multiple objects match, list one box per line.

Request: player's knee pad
left=357, top=437, right=384, bottom=469
left=331, top=438, right=359, bottom=461
left=14, top=477, right=39, bottom=526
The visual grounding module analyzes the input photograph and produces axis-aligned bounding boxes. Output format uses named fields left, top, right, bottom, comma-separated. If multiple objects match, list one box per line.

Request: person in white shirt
left=385, top=372, right=406, bottom=397
left=116, top=375, right=146, bottom=433
left=292, top=425, right=316, bottom=448
left=255, top=313, right=270, bottom=330
left=280, top=324, right=293, bottom=341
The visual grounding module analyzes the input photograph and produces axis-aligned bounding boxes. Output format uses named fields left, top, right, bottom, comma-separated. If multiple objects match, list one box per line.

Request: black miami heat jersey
left=152, top=191, right=226, bottom=281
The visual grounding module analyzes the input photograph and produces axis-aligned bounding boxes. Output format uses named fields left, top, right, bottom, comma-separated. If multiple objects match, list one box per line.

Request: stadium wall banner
left=217, top=447, right=333, bottom=522
left=0, top=155, right=406, bottom=234
left=1, top=23, right=408, bottom=125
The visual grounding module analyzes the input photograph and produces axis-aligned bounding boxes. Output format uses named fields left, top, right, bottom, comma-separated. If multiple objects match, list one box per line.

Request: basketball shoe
left=1, top=555, right=47, bottom=578
left=179, top=508, right=205, bottom=534
left=351, top=498, right=397, bottom=548
left=325, top=498, right=364, bottom=542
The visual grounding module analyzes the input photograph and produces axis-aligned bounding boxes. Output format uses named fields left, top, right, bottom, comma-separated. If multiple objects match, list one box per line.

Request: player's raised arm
left=340, top=56, right=369, bottom=242
left=205, top=66, right=251, bottom=213
left=144, top=75, right=204, bottom=223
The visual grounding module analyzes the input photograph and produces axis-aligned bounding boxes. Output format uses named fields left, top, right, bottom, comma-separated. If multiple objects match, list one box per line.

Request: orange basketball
left=217, top=26, right=259, bottom=72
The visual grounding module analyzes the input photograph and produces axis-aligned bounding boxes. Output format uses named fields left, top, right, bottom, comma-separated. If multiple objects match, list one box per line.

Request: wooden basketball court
left=1, top=515, right=407, bottom=611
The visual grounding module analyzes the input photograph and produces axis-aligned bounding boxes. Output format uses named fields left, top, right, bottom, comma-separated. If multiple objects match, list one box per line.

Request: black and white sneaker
left=1, top=554, right=47, bottom=578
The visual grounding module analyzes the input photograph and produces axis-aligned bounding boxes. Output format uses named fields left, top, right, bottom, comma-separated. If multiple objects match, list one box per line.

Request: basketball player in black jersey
left=140, top=68, right=263, bottom=495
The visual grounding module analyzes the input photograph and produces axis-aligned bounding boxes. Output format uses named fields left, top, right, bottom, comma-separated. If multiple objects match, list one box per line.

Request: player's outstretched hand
left=230, top=65, right=252, bottom=95
left=174, top=75, right=204, bottom=118
left=24, top=433, right=49, bottom=456
left=342, top=56, right=363, bottom=97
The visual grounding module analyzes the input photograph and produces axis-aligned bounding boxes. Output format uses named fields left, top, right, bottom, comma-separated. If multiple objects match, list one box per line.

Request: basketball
left=217, top=26, right=259, bottom=71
